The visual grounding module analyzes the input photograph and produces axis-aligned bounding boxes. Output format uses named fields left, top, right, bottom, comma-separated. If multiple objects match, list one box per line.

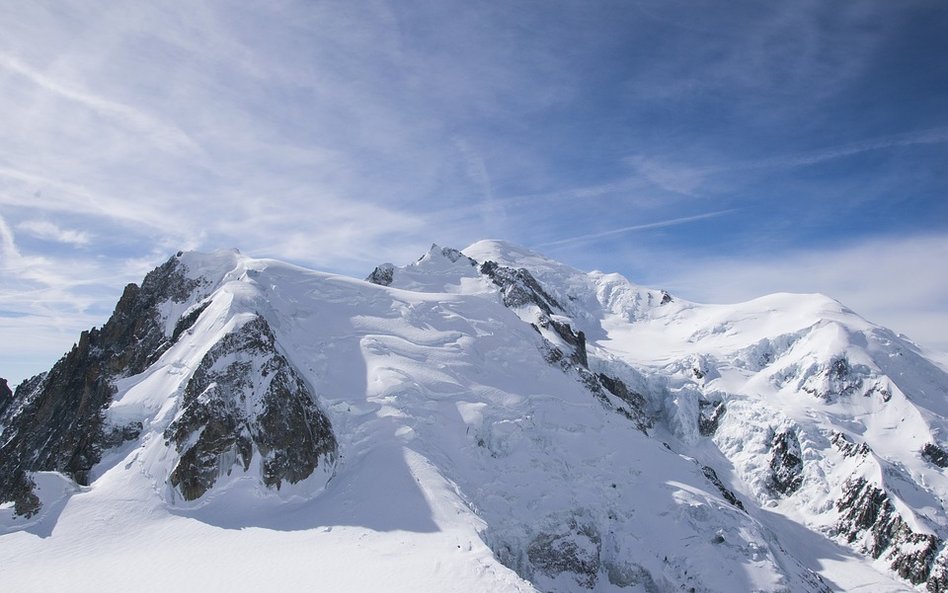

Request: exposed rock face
left=698, top=399, right=725, bottom=436
left=480, top=260, right=562, bottom=315
left=0, top=377, right=12, bottom=419
left=480, top=259, right=637, bottom=430
left=527, top=521, right=602, bottom=589
left=596, top=374, right=646, bottom=412
left=831, top=431, right=871, bottom=458
left=165, top=315, right=336, bottom=501
left=603, top=561, right=659, bottom=591
left=701, top=465, right=745, bottom=511
left=0, top=255, right=206, bottom=515
left=366, top=263, right=395, bottom=286
left=171, top=301, right=210, bottom=342
left=479, top=260, right=590, bottom=367
left=930, top=550, right=948, bottom=593
left=923, top=443, right=948, bottom=468
left=590, top=373, right=651, bottom=432
left=1, top=252, right=337, bottom=514
left=538, top=316, right=588, bottom=368
left=436, top=245, right=477, bottom=266
left=769, top=429, right=804, bottom=495
left=836, top=477, right=943, bottom=587
left=799, top=357, right=866, bottom=400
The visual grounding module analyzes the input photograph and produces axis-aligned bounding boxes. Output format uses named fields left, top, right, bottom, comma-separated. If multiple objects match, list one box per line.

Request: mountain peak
left=2, top=241, right=948, bottom=593
left=173, top=248, right=245, bottom=283
left=462, top=239, right=557, bottom=268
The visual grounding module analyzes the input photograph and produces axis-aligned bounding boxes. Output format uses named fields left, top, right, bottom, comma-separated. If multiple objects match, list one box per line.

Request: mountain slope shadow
left=0, top=472, right=77, bottom=538
left=168, top=444, right=439, bottom=533
left=756, top=507, right=873, bottom=592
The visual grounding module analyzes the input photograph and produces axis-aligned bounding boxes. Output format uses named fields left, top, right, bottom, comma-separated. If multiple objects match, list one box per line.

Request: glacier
left=1, top=240, right=947, bottom=593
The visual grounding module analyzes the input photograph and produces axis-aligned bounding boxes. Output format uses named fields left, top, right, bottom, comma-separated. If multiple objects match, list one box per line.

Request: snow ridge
left=1, top=240, right=947, bottom=593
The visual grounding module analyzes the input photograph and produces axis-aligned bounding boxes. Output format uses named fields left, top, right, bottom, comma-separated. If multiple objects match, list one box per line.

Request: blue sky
left=1, top=0, right=947, bottom=385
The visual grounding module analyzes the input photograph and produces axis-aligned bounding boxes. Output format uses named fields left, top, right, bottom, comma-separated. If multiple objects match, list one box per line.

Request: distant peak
left=462, top=239, right=551, bottom=267
left=366, top=263, right=395, bottom=286
left=418, top=244, right=476, bottom=266
left=170, top=248, right=244, bottom=282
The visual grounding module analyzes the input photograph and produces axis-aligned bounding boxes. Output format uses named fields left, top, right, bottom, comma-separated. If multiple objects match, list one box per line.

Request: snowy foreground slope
left=2, top=241, right=948, bottom=593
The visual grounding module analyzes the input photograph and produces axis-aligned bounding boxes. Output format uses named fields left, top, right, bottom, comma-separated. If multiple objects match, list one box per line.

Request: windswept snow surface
left=2, top=241, right=947, bottom=592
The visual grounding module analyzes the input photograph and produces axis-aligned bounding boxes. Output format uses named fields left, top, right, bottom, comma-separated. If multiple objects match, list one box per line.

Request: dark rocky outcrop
left=366, top=263, right=395, bottom=286
left=478, top=258, right=650, bottom=432
left=165, top=315, right=336, bottom=501
left=572, top=369, right=651, bottom=433
left=923, top=443, right=948, bottom=468
left=527, top=521, right=602, bottom=589
left=929, top=551, right=948, bottom=593
left=831, top=431, right=871, bottom=458
left=435, top=245, right=478, bottom=266
left=800, top=357, right=866, bottom=400
left=171, top=301, right=210, bottom=343
left=0, top=255, right=208, bottom=515
left=367, top=246, right=477, bottom=287
left=596, top=374, right=646, bottom=411
left=537, top=316, right=588, bottom=368
left=480, top=260, right=562, bottom=315
left=0, top=377, right=12, bottom=419
left=603, top=561, right=659, bottom=591
left=769, top=429, right=804, bottom=495
left=0, top=469, right=40, bottom=517
left=701, top=465, right=745, bottom=511
left=480, top=259, right=636, bottom=432
left=698, top=399, right=726, bottom=436
left=595, top=373, right=650, bottom=430
left=836, top=477, right=944, bottom=588
left=478, top=260, right=589, bottom=369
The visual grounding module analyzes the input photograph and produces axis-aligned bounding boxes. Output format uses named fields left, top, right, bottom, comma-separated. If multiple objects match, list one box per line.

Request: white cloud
left=0, top=52, right=202, bottom=156
left=626, top=156, right=706, bottom=196
left=1, top=215, right=166, bottom=389
left=0, top=1, right=943, bottom=385
left=16, top=220, right=91, bottom=246
left=653, top=233, right=948, bottom=353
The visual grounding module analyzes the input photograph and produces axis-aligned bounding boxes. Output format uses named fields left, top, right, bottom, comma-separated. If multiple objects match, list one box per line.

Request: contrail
left=536, top=209, right=737, bottom=248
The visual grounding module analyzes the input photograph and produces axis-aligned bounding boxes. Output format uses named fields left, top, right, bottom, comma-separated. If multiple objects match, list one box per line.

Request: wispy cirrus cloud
left=0, top=0, right=945, bottom=386
left=628, top=127, right=948, bottom=196
left=0, top=52, right=203, bottom=156
left=16, top=220, right=91, bottom=246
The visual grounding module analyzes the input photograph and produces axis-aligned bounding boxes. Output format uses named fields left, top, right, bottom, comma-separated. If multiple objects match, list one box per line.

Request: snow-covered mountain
left=2, top=240, right=947, bottom=593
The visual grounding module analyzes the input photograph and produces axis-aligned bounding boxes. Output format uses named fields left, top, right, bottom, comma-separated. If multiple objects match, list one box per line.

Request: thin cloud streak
left=17, top=220, right=91, bottom=246
left=654, top=233, right=948, bottom=352
left=631, top=127, right=948, bottom=195
left=731, top=127, right=948, bottom=172
left=0, top=1, right=945, bottom=385
left=0, top=53, right=202, bottom=156
left=536, top=210, right=738, bottom=249
left=0, top=165, right=173, bottom=231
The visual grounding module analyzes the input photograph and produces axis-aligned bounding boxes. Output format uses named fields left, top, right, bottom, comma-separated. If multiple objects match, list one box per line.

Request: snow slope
left=2, top=240, right=947, bottom=592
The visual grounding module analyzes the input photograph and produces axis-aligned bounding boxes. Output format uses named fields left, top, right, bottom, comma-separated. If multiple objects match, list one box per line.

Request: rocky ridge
left=165, top=315, right=336, bottom=501
left=0, top=256, right=207, bottom=515
left=2, top=241, right=947, bottom=593
left=1, top=252, right=337, bottom=516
